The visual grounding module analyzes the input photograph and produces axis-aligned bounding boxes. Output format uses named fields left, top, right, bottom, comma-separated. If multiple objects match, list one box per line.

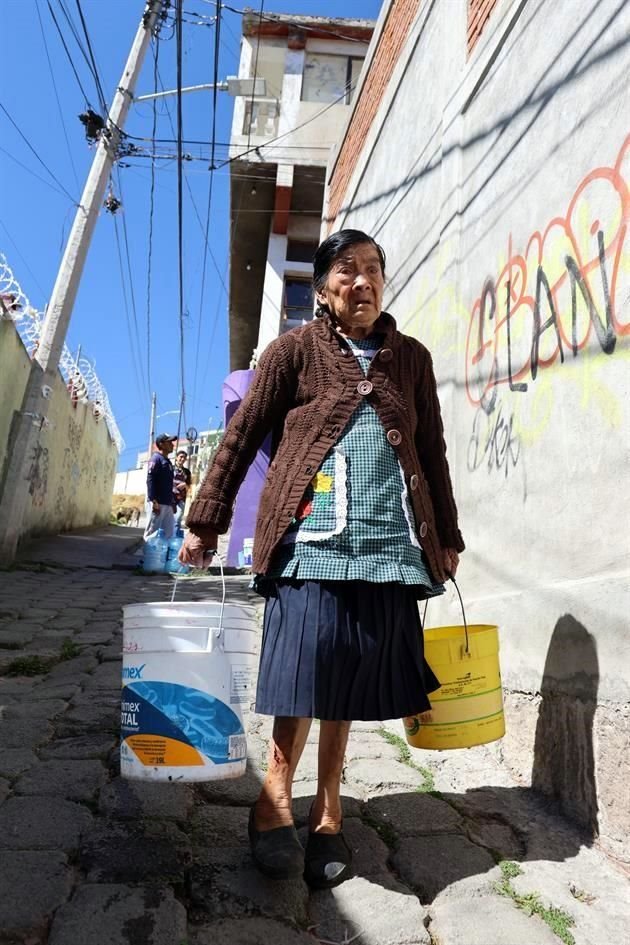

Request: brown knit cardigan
left=187, top=312, right=464, bottom=583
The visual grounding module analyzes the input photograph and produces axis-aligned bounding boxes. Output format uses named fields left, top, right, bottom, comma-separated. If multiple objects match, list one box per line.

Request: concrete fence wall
left=327, top=0, right=630, bottom=863
left=0, top=318, right=118, bottom=541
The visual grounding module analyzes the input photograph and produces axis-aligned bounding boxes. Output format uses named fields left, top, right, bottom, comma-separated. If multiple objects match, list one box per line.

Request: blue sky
left=1, top=0, right=382, bottom=469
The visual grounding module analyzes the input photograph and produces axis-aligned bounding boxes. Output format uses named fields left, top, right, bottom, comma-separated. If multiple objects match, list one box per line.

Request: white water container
left=121, top=562, right=258, bottom=782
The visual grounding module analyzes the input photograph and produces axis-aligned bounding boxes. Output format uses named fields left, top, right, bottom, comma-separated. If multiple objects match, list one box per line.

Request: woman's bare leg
left=254, top=716, right=312, bottom=830
left=310, top=720, right=352, bottom=833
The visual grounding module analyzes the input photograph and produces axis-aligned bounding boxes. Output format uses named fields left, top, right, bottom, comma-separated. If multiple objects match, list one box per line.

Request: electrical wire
left=175, top=0, right=187, bottom=444
left=35, top=0, right=81, bottom=194
left=112, top=213, right=147, bottom=404
left=115, top=168, right=149, bottom=399
left=0, top=143, right=76, bottom=203
left=145, top=39, right=160, bottom=397
left=45, top=0, right=92, bottom=107
left=192, top=0, right=222, bottom=411
left=73, top=0, right=109, bottom=114
left=245, top=0, right=264, bottom=156
left=56, top=0, right=108, bottom=115
left=0, top=101, right=78, bottom=205
left=197, top=0, right=371, bottom=44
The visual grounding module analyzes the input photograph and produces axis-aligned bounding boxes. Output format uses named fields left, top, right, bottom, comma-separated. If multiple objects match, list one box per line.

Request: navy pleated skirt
left=255, top=579, right=441, bottom=721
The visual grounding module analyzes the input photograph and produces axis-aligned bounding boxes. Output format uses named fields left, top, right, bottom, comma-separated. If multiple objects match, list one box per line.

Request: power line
left=111, top=213, right=147, bottom=404
left=0, top=101, right=78, bottom=205
left=73, top=0, right=109, bottom=114
left=0, top=216, right=48, bottom=299
left=45, top=0, right=92, bottom=107
left=175, top=0, right=187, bottom=442
left=192, top=0, right=222, bottom=411
left=35, top=0, right=81, bottom=194
left=56, top=0, right=107, bottom=114
left=0, top=143, right=75, bottom=203
left=197, top=0, right=371, bottom=44
left=246, top=0, right=264, bottom=156
left=145, top=38, right=160, bottom=397
left=115, top=168, right=149, bottom=398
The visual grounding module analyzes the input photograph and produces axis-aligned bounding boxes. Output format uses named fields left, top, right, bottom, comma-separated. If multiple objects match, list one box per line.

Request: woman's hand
left=442, top=547, right=460, bottom=578
left=178, top=531, right=218, bottom=568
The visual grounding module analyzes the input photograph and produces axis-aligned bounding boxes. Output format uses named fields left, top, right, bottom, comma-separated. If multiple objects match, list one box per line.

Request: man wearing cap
left=144, top=434, right=177, bottom=541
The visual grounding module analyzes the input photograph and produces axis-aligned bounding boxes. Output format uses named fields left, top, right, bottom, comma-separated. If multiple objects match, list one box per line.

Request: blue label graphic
left=123, top=680, right=245, bottom=764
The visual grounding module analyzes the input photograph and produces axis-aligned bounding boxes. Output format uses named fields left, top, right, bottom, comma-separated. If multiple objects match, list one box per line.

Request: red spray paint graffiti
left=466, top=134, right=630, bottom=412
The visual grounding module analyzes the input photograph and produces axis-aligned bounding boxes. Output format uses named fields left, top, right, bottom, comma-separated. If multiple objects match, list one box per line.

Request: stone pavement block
left=45, top=616, right=88, bottom=631
left=0, top=777, right=9, bottom=804
left=189, top=847, right=309, bottom=925
left=365, top=792, right=464, bottom=839
left=190, top=805, right=251, bottom=848
left=196, top=766, right=264, bottom=806
left=48, top=883, right=187, bottom=945
left=391, top=835, right=496, bottom=904
left=28, top=681, right=82, bottom=701
left=83, top=662, right=124, bottom=689
left=428, top=894, right=559, bottom=945
left=345, top=734, right=400, bottom=762
left=464, top=816, right=525, bottom=860
left=99, top=778, right=194, bottom=822
left=309, top=873, right=431, bottom=945
left=79, top=821, right=191, bottom=884
left=54, top=700, right=119, bottom=737
left=0, top=624, right=39, bottom=647
left=74, top=627, right=116, bottom=646
left=510, top=857, right=630, bottom=945
left=0, top=717, right=54, bottom=749
left=47, top=653, right=99, bottom=678
left=14, top=759, right=108, bottom=802
left=0, top=796, right=94, bottom=851
left=40, top=733, right=116, bottom=761
left=0, top=676, right=39, bottom=697
left=21, top=608, right=59, bottom=620
left=3, top=698, right=68, bottom=720
left=345, top=759, right=429, bottom=793
left=0, top=748, right=38, bottom=779
left=190, top=917, right=316, bottom=945
left=0, top=851, right=73, bottom=943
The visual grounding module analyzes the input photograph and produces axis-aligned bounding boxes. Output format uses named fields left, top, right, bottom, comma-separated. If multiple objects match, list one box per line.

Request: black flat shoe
left=304, top=829, right=353, bottom=889
left=248, top=807, right=305, bottom=880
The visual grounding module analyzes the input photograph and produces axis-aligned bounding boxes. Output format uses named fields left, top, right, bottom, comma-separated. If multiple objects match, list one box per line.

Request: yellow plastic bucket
left=404, top=623, right=505, bottom=750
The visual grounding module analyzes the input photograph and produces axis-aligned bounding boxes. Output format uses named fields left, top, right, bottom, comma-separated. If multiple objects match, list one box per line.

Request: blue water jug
left=166, top=529, right=190, bottom=574
left=143, top=528, right=169, bottom=573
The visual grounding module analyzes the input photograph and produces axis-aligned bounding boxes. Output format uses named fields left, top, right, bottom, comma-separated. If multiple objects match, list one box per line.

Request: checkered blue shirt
left=267, top=336, right=444, bottom=597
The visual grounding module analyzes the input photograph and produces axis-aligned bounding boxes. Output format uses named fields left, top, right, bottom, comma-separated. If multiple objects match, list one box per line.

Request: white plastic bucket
left=120, top=560, right=258, bottom=782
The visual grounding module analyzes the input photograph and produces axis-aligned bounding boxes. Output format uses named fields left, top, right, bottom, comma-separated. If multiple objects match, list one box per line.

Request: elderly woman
left=181, top=229, right=464, bottom=888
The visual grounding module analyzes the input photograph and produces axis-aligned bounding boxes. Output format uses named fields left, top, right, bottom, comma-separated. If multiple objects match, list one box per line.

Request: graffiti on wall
left=465, top=133, right=629, bottom=444
left=27, top=443, right=49, bottom=506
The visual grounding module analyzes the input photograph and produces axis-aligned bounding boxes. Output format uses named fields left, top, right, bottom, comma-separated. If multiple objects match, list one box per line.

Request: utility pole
left=147, top=391, right=157, bottom=460
left=0, top=0, right=164, bottom=565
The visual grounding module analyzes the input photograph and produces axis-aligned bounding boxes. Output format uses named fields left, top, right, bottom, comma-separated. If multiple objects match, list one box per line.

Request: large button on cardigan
left=186, top=312, right=465, bottom=583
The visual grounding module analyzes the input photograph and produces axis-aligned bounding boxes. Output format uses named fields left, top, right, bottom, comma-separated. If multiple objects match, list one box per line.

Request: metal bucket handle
left=422, top=573, right=470, bottom=657
left=170, top=551, right=226, bottom=652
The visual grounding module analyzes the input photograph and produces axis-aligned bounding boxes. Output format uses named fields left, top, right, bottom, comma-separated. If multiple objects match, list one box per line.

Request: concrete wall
left=328, top=0, right=630, bottom=864
left=0, top=319, right=118, bottom=540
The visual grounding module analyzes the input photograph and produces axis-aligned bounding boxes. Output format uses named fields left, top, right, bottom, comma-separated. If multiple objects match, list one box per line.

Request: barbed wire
left=0, top=252, right=125, bottom=452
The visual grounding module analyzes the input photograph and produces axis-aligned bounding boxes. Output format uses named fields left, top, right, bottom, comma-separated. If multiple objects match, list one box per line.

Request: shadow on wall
left=532, top=615, right=599, bottom=840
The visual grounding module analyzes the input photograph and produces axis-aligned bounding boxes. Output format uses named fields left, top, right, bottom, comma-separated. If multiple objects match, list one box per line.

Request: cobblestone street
left=0, top=531, right=628, bottom=945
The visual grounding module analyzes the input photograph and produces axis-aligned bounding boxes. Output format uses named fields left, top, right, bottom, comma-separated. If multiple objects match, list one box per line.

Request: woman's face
left=316, top=242, right=385, bottom=335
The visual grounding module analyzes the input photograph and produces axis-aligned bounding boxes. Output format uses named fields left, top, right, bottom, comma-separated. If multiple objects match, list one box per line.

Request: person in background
left=144, top=434, right=176, bottom=541
left=173, top=450, right=192, bottom=529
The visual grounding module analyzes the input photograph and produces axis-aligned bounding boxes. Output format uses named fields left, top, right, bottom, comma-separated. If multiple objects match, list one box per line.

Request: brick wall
left=326, top=0, right=420, bottom=228
left=467, top=0, right=500, bottom=54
